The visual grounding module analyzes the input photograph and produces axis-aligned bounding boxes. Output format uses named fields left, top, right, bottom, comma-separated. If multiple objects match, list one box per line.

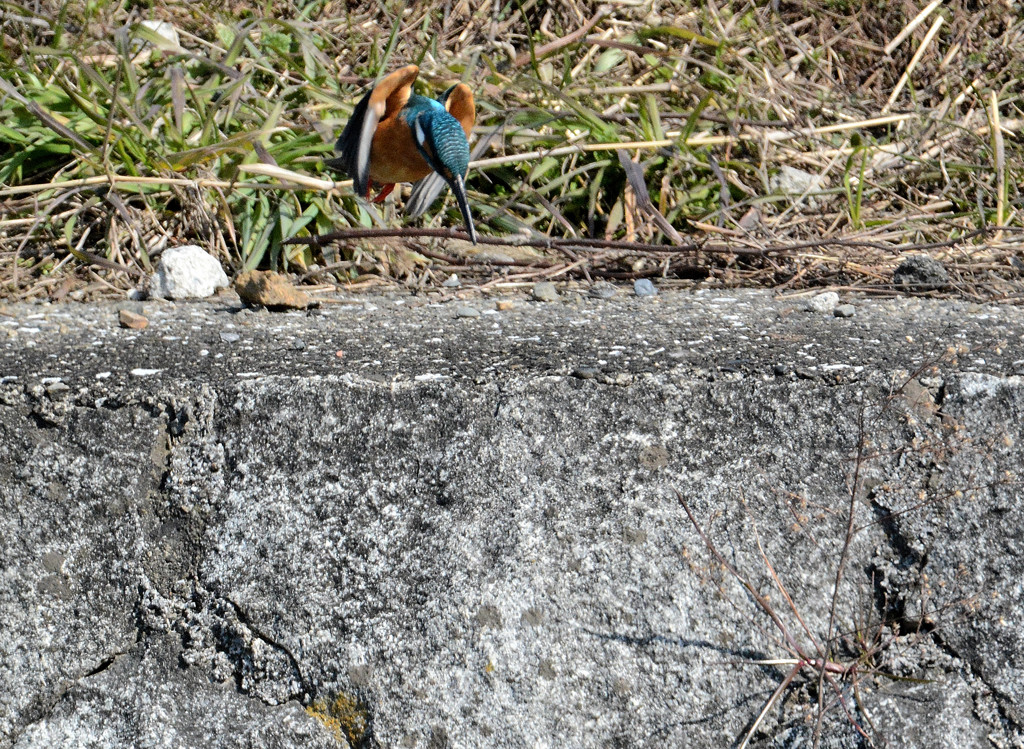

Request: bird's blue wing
left=408, top=110, right=478, bottom=243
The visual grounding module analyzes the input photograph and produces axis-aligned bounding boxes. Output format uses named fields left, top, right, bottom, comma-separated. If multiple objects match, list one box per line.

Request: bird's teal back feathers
left=403, top=95, right=470, bottom=182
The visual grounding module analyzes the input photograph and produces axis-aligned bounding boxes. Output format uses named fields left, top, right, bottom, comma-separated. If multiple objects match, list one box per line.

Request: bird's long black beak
left=451, top=173, right=477, bottom=245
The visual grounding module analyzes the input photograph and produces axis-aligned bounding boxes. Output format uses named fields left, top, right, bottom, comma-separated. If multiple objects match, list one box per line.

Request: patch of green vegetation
left=1, top=1, right=1022, bottom=299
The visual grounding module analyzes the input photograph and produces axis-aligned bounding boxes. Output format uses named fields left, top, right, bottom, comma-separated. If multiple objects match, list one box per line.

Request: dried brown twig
left=286, top=225, right=1023, bottom=256
left=285, top=225, right=1024, bottom=292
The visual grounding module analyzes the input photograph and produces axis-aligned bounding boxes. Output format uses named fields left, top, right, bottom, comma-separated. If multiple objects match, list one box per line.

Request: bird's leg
left=371, top=183, right=396, bottom=203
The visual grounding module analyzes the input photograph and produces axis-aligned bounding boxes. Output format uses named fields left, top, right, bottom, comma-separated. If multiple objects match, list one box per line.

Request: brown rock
left=118, top=309, right=149, bottom=330
left=233, top=270, right=313, bottom=310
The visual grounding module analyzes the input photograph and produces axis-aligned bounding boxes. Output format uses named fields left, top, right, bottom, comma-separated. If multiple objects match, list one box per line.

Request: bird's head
left=407, top=100, right=476, bottom=244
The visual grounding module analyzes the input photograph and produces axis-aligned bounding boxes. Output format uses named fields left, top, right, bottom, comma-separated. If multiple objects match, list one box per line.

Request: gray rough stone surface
left=150, top=245, right=230, bottom=299
left=633, top=278, right=657, bottom=297
left=588, top=281, right=617, bottom=299
left=894, top=254, right=949, bottom=287
left=12, top=635, right=335, bottom=749
left=531, top=281, right=559, bottom=302
left=769, top=165, right=825, bottom=200
left=1, top=290, right=1022, bottom=749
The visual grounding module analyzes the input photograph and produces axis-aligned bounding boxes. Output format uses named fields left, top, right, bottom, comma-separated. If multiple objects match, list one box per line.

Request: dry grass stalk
left=883, top=0, right=945, bottom=56
left=884, top=14, right=945, bottom=114
left=990, top=91, right=1006, bottom=241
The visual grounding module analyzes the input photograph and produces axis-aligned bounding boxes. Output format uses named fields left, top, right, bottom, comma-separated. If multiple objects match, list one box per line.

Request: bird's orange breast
left=368, top=117, right=432, bottom=185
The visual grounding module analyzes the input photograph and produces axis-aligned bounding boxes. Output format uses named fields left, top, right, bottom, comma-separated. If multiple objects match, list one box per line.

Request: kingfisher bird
left=325, top=65, right=478, bottom=244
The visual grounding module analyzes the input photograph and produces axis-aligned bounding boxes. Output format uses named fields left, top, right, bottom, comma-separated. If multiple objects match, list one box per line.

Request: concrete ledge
left=2, top=291, right=1022, bottom=747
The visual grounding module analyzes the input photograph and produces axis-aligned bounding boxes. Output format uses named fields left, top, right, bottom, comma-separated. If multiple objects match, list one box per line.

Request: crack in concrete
left=220, top=592, right=312, bottom=705
left=80, top=651, right=126, bottom=680
left=867, top=480, right=1024, bottom=740
left=139, top=576, right=309, bottom=709
left=929, top=628, right=1024, bottom=736
left=4, top=644, right=138, bottom=749
left=85, top=391, right=310, bottom=713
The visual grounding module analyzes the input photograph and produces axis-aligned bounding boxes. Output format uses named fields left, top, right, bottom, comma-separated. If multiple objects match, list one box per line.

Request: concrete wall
left=2, top=291, right=1022, bottom=747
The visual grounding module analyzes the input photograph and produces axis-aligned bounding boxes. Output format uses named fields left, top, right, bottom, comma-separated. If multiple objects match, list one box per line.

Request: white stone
left=806, top=291, right=840, bottom=314
left=770, top=165, right=825, bottom=196
left=138, top=20, right=180, bottom=48
left=150, top=245, right=229, bottom=300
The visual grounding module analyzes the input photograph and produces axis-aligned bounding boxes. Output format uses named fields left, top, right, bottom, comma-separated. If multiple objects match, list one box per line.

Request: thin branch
left=677, top=490, right=804, bottom=658
left=512, top=12, right=606, bottom=68
left=739, top=662, right=802, bottom=749
left=284, top=225, right=1022, bottom=263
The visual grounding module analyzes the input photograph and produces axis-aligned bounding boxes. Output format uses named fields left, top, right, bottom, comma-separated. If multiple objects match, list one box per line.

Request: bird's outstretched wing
left=325, top=65, right=419, bottom=197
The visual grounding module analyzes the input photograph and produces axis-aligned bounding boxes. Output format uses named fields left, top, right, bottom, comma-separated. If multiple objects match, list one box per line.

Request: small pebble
left=150, top=245, right=229, bottom=300
left=220, top=331, right=241, bottom=343
left=770, top=165, right=824, bottom=198
left=45, top=381, right=70, bottom=397
left=233, top=270, right=312, bottom=309
left=137, top=19, right=180, bottom=48
left=634, top=279, right=657, bottom=297
left=118, top=309, right=149, bottom=329
left=495, top=300, right=515, bottom=311
left=532, top=282, right=559, bottom=302
left=456, top=305, right=481, bottom=318
left=442, top=274, right=461, bottom=288
left=589, top=282, right=617, bottom=300
left=834, top=304, right=856, bottom=318
left=806, top=291, right=839, bottom=313
left=572, top=366, right=600, bottom=380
